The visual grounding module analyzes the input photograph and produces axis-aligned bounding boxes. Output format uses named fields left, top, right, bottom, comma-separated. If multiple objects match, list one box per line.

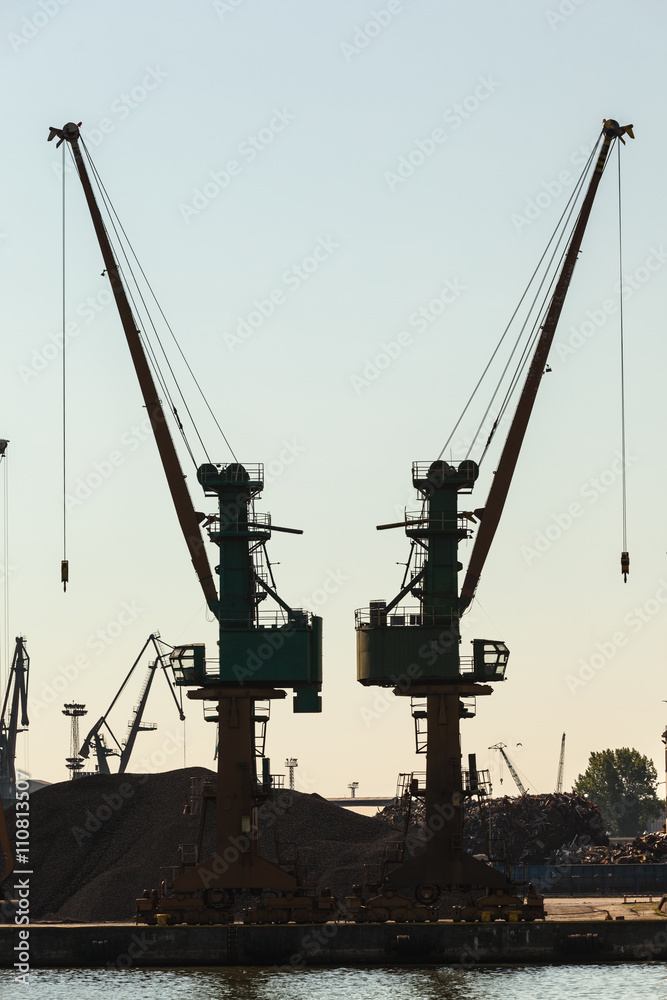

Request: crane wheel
left=415, top=884, right=441, bottom=905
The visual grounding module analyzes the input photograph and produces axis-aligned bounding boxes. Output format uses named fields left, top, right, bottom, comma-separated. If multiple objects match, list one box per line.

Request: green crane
left=48, top=121, right=322, bottom=923
left=356, top=119, right=634, bottom=902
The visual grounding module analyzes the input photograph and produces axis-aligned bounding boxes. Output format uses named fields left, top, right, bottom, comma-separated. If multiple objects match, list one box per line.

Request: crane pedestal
left=387, top=688, right=506, bottom=893
left=174, top=688, right=297, bottom=894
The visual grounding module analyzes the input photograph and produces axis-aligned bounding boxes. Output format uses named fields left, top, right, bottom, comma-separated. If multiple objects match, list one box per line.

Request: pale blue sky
left=1, top=0, right=666, bottom=799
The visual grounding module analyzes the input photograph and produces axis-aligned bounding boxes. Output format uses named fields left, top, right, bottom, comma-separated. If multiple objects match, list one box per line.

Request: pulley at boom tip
left=602, top=119, right=635, bottom=143
left=47, top=122, right=82, bottom=147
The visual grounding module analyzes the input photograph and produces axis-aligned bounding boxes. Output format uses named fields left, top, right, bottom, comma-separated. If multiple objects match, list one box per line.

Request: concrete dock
left=2, top=901, right=667, bottom=967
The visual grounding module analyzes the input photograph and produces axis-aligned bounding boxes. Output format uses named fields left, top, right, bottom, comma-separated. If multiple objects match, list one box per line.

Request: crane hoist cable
left=64, top=140, right=199, bottom=470
left=616, top=142, right=629, bottom=582
left=437, top=136, right=602, bottom=466
left=477, top=134, right=620, bottom=465
left=467, top=161, right=593, bottom=463
left=80, top=140, right=238, bottom=467
left=61, top=144, right=69, bottom=592
left=0, top=442, right=9, bottom=691
left=84, top=147, right=239, bottom=467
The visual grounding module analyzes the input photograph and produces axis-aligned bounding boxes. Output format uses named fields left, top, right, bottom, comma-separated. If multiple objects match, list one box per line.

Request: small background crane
left=556, top=732, right=566, bottom=794
left=0, top=637, right=29, bottom=801
left=489, top=742, right=527, bottom=796
left=78, top=633, right=184, bottom=775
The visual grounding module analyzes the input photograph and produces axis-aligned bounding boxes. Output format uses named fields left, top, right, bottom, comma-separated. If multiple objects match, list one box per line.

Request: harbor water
left=1, top=964, right=666, bottom=999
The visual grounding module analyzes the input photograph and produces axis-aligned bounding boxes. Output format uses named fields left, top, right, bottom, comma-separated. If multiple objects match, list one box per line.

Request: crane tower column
left=357, top=460, right=509, bottom=893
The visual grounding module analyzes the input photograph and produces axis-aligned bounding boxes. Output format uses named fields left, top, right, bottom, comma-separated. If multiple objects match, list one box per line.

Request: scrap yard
left=2, top=105, right=666, bottom=973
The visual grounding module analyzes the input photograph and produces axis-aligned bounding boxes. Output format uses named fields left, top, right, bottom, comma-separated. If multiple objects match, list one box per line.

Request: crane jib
left=49, top=122, right=219, bottom=613
left=459, top=119, right=634, bottom=611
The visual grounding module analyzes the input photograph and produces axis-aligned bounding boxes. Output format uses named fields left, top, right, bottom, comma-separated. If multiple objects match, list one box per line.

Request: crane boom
left=0, top=638, right=30, bottom=803
left=119, top=636, right=183, bottom=773
left=556, top=732, right=566, bottom=793
left=47, top=123, right=219, bottom=613
left=490, top=742, right=527, bottom=795
left=78, top=633, right=183, bottom=773
left=78, top=633, right=156, bottom=760
left=460, top=119, right=634, bottom=611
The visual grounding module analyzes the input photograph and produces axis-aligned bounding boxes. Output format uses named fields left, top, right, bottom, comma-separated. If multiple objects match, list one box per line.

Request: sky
left=1, top=0, right=666, bottom=806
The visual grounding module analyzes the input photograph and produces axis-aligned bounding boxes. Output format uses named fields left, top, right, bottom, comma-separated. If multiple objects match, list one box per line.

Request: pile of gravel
left=3, top=769, right=393, bottom=922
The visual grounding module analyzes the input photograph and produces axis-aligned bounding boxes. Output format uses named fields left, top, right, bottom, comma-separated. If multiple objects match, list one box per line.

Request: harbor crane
left=78, top=634, right=183, bottom=775
left=0, top=638, right=29, bottom=803
left=49, top=121, right=322, bottom=924
left=489, top=743, right=527, bottom=796
left=356, top=119, right=634, bottom=907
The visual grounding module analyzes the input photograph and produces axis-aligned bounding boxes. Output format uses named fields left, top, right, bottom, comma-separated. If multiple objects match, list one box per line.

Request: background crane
left=556, top=733, right=566, bottom=794
left=78, top=633, right=184, bottom=775
left=0, top=637, right=29, bottom=802
left=489, top=742, right=527, bottom=796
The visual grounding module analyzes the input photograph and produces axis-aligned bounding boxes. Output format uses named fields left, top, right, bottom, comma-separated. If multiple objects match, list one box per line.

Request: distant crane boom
left=489, top=742, right=527, bottom=796
left=0, top=638, right=30, bottom=802
left=119, top=639, right=184, bottom=773
left=556, top=732, right=566, bottom=793
left=78, top=634, right=184, bottom=774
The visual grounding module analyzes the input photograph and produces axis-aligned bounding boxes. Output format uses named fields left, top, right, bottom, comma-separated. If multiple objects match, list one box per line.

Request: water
left=1, top=965, right=665, bottom=999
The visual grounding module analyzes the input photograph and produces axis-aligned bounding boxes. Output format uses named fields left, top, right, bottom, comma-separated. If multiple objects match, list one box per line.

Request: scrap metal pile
left=379, top=792, right=608, bottom=865
left=549, top=831, right=667, bottom=865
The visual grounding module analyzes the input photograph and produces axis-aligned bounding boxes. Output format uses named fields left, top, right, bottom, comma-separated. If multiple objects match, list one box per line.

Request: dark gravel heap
left=2, top=769, right=392, bottom=922
left=4, top=774, right=613, bottom=922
